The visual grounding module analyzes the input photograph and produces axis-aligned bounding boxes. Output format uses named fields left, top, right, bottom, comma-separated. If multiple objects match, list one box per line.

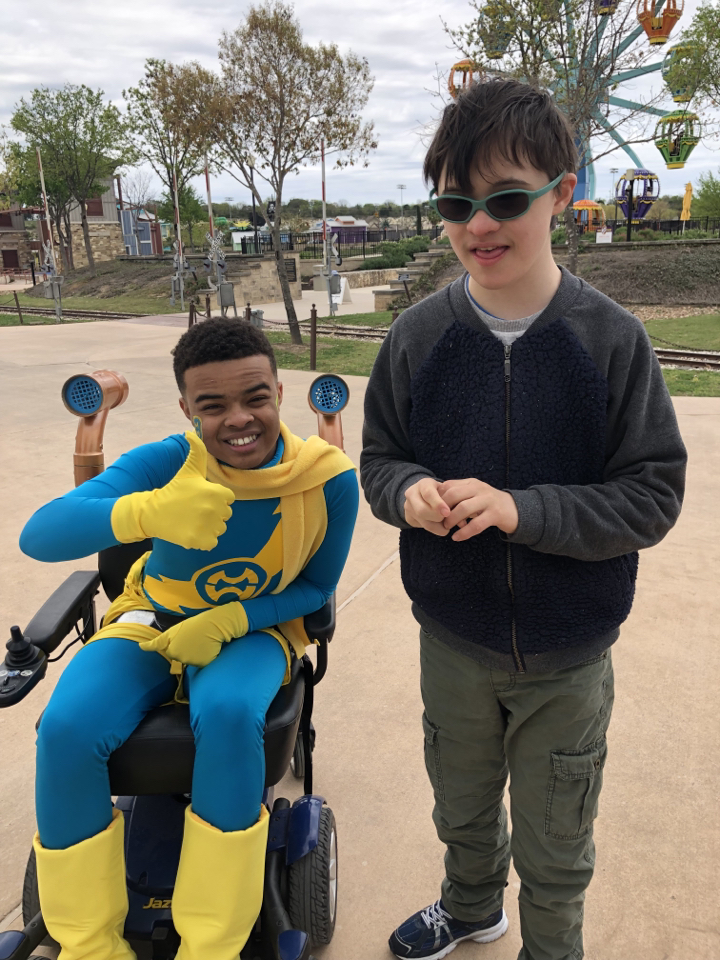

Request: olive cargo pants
left=420, top=628, right=615, bottom=960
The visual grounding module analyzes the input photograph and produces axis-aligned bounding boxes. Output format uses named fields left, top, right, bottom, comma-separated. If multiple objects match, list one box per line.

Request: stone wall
left=224, top=253, right=302, bottom=305
left=44, top=221, right=125, bottom=269
left=0, top=231, right=34, bottom=268
left=344, top=268, right=397, bottom=288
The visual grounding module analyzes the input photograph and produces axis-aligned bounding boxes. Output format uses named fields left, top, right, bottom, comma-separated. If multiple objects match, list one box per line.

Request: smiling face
left=179, top=355, right=283, bottom=469
left=439, top=157, right=576, bottom=310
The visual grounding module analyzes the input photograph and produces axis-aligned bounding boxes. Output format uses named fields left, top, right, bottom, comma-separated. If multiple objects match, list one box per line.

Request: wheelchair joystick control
left=0, top=626, right=47, bottom=707
left=6, top=626, right=42, bottom=668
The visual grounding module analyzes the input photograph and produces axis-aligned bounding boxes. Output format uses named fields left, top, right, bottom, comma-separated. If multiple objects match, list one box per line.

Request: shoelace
left=421, top=900, right=453, bottom=929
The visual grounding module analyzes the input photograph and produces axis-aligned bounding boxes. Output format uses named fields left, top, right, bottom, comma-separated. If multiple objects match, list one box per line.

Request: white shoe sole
left=393, top=910, right=509, bottom=960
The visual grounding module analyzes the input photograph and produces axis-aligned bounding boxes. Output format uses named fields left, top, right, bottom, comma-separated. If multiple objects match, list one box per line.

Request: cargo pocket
left=545, top=737, right=607, bottom=841
left=422, top=712, right=445, bottom=802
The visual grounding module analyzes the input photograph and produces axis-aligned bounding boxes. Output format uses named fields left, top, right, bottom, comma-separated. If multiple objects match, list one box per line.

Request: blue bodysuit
left=21, top=434, right=358, bottom=849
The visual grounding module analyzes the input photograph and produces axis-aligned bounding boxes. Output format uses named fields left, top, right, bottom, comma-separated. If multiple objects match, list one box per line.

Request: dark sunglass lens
left=437, top=197, right=474, bottom=222
left=486, top=191, right=530, bottom=220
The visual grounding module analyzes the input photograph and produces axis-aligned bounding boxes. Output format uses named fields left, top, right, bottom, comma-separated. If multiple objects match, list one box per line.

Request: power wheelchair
left=0, top=371, right=352, bottom=960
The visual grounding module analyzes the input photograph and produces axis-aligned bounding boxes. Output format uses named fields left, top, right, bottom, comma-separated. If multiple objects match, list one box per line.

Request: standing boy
left=360, top=79, right=687, bottom=960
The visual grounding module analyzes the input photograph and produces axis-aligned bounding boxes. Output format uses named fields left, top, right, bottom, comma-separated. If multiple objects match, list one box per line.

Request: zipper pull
left=504, top=344, right=512, bottom=382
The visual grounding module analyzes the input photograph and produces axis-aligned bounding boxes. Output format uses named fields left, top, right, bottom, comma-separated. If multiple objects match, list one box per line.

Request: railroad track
left=653, top=347, right=720, bottom=371
left=0, top=304, right=142, bottom=321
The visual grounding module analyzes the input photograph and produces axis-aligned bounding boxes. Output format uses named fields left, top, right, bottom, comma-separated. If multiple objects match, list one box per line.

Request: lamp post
left=397, top=184, right=406, bottom=235
left=249, top=167, right=260, bottom=254
left=610, top=168, right=619, bottom=226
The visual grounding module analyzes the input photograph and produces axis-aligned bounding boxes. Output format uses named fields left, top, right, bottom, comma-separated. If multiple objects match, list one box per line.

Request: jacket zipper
left=504, top=344, right=524, bottom=673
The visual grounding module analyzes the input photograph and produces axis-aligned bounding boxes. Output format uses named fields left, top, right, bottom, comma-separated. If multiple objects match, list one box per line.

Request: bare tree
left=122, top=169, right=154, bottom=255
left=189, top=0, right=377, bottom=344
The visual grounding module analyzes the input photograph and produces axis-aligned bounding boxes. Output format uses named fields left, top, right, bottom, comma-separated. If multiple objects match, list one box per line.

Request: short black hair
left=424, top=78, right=577, bottom=195
left=172, top=318, right=277, bottom=393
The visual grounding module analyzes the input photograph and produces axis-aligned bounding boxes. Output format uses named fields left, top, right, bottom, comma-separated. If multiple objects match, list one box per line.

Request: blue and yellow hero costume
left=21, top=422, right=357, bottom=959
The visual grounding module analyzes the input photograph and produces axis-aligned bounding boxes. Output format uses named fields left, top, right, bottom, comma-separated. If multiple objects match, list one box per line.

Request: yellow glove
left=111, top=431, right=234, bottom=551
left=139, top=602, right=249, bottom=667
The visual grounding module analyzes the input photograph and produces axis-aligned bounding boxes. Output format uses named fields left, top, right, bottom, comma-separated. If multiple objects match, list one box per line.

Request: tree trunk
left=63, top=210, right=74, bottom=270
left=272, top=222, right=303, bottom=345
left=563, top=205, right=579, bottom=275
left=79, top=200, right=96, bottom=277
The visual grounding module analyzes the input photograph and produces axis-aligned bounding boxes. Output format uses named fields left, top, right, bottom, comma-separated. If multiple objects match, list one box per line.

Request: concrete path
left=1, top=320, right=718, bottom=960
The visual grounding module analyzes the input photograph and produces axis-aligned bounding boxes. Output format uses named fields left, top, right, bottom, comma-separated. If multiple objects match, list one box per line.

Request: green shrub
left=551, top=226, right=567, bottom=244
left=677, top=228, right=712, bottom=239
left=435, top=235, right=451, bottom=245
left=357, top=236, right=431, bottom=270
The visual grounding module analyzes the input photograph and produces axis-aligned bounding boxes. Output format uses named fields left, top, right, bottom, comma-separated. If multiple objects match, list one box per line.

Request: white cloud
left=4, top=0, right=717, bottom=208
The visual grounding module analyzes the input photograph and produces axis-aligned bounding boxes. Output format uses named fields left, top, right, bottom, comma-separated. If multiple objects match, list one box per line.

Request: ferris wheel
left=449, top=0, right=702, bottom=220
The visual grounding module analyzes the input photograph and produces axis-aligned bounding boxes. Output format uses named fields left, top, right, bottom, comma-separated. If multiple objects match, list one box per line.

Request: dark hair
left=424, top=78, right=577, bottom=195
left=172, top=318, right=277, bottom=392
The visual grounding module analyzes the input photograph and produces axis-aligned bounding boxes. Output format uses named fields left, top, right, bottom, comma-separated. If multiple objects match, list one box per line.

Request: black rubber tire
left=289, top=722, right=315, bottom=780
left=290, top=731, right=305, bottom=779
left=287, top=806, right=337, bottom=945
left=22, top=846, right=58, bottom=948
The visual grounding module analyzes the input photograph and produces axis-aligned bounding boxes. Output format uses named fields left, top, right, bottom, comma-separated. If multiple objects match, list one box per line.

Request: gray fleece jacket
left=360, top=268, right=687, bottom=672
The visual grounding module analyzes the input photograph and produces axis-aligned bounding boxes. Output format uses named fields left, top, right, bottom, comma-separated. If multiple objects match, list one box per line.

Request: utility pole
left=610, top=168, right=619, bottom=225
left=397, top=184, right=406, bottom=235
left=321, top=139, right=335, bottom=318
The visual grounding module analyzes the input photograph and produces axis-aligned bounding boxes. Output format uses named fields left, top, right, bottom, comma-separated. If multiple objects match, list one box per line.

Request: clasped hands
left=404, top=477, right=519, bottom=541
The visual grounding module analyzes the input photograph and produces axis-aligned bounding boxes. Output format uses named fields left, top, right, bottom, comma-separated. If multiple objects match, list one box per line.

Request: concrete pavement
left=1, top=319, right=718, bottom=959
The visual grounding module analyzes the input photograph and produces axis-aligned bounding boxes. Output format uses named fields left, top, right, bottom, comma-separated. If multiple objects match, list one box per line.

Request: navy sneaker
left=388, top=899, right=508, bottom=960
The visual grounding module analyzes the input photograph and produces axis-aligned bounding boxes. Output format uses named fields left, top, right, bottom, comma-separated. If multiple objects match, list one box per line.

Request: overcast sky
left=4, top=0, right=717, bottom=209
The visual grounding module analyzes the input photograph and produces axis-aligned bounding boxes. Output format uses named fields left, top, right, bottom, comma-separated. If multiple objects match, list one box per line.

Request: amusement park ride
left=448, top=0, right=702, bottom=229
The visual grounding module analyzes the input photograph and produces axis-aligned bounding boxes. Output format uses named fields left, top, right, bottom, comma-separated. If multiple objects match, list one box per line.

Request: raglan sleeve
left=506, top=319, right=687, bottom=561
left=19, top=436, right=188, bottom=562
left=359, top=325, right=437, bottom=529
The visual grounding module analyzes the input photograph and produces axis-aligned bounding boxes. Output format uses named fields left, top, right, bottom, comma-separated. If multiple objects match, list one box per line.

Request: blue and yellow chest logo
left=195, top=560, right=268, bottom=604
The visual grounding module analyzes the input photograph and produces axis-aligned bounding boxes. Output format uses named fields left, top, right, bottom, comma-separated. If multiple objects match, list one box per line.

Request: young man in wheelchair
left=19, top=318, right=358, bottom=960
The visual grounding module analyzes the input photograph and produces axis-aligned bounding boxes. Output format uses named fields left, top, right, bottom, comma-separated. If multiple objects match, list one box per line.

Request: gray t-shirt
left=464, top=275, right=542, bottom=345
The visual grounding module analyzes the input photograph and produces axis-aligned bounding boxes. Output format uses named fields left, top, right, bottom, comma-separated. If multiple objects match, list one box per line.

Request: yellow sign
left=680, top=182, right=692, bottom=221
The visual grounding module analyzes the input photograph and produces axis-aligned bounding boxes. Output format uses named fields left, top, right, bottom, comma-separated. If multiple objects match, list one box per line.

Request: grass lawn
left=0, top=289, right=183, bottom=317
left=644, top=313, right=720, bottom=351
left=661, top=369, right=720, bottom=396
left=266, top=332, right=380, bottom=377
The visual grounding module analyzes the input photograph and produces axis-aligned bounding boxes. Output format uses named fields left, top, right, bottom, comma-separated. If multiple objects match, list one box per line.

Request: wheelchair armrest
left=303, top=594, right=335, bottom=643
left=23, top=570, right=101, bottom=655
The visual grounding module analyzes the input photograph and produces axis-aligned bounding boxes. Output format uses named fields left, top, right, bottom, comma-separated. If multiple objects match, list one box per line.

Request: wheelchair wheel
left=22, top=846, right=58, bottom=949
left=289, top=722, right=316, bottom=780
left=287, top=806, right=337, bottom=945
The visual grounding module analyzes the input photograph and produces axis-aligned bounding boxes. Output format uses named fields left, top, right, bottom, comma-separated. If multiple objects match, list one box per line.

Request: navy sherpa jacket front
left=360, top=268, right=687, bottom=673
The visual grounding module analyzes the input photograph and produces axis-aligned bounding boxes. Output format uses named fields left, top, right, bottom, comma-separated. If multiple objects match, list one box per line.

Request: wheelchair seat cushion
left=99, top=652, right=305, bottom=795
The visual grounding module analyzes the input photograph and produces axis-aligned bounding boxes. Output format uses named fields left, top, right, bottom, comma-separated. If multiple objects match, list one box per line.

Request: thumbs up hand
left=111, top=431, right=234, bottom=550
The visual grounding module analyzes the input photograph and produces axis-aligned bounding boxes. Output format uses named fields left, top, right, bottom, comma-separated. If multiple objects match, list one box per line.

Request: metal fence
left=232, top=227, right=444, bottom=259
left=584, top=218, right=720, bottom=237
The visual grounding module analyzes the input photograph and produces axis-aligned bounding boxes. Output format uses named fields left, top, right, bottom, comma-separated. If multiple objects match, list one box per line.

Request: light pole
left=397, top=184, right=406, bottom=235
left=610, top=168, right=619, bottom=226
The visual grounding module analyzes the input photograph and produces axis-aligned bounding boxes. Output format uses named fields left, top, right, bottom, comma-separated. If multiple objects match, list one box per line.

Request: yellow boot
left=33, top=808, right=135, bottom=960
left=173, top=805, right=269, bottom=960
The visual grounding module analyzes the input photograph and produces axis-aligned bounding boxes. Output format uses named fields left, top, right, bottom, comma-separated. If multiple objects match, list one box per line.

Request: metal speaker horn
left=61, top=371, right=129, bottom=486
left=308, top=375, right=350, bottom=451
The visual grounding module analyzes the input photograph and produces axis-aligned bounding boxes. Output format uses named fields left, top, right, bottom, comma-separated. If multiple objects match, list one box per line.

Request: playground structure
left=454, top=0, right=704, bottom=222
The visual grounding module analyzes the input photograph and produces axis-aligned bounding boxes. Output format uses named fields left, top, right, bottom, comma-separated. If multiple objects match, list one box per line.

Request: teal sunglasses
left=429, top=171, right=566, bottom=223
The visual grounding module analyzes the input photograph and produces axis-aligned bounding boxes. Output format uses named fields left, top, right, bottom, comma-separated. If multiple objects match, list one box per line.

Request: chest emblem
left=195, top=561, right=268, bottom=603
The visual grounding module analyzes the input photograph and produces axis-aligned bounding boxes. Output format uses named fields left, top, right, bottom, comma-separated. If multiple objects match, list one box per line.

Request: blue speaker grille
left=64, top=376, right=103, bottom=414
left=310, top=376, right=348, bottom=414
